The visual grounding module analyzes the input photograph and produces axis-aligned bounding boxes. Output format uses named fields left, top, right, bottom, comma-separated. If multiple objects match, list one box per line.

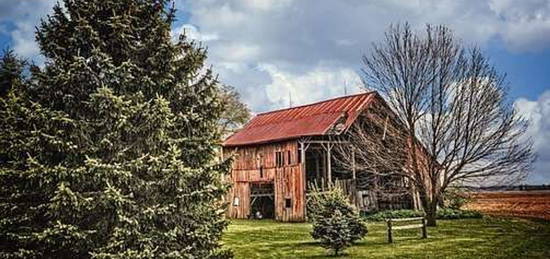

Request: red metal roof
left=223, top=92, right=376, bottom=146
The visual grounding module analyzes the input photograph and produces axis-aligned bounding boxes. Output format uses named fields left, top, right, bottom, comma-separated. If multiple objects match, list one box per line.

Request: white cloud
left=191, top=3, right=247, bottom=28
left=515, top=90, right=550, bottom=184
left=0, top=0, right=56, bottom=61
left=489, top=0, right=550, bottom=52
left=214, top=43, right=261, bottom=63
left=11, top=20, right=39, bottom=58
left=239, top=0, right=293, bottom=11
left=179, top=0, right=550, bottom=114
left=172, top=24, right=219, bottom=42
left=259, top=64, right=363, bottom=109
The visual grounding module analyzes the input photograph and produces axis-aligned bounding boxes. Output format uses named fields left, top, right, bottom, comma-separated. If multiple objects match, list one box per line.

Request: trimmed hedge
left=363, top=209, right=483, bottom=221
left=437, top=208, right=483, bottom=219
left=363, top=210, right=425, bottom=221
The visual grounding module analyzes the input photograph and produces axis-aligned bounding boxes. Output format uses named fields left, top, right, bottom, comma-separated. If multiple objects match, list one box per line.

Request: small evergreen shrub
left=309, top=187, right=368, bottom=256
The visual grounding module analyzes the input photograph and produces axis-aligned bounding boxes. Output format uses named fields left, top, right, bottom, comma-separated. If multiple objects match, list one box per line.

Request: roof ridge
left=255, top=91, right=376, bottom=116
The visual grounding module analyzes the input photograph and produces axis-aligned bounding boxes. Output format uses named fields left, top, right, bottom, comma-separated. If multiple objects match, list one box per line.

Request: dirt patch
left=465, top=191, right=550, bottom=221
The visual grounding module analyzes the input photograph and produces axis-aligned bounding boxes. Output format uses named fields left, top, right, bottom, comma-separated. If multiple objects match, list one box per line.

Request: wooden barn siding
left=224, top=140, right=306, bottom=221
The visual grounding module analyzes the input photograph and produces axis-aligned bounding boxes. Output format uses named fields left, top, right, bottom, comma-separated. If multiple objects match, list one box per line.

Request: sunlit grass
left=222, top=217, right=550, bottom=258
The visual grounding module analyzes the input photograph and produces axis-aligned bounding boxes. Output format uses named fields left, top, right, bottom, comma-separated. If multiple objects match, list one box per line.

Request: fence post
left=421, top=217, right=427, bottom=239
left=387, top=219, right=393, bottom=243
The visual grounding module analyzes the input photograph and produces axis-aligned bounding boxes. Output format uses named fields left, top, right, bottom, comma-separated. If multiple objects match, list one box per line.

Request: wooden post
left=351, top=148, right=356, bottom=180
left=300, top=141, right=306, bottom=175
left=421, top=218, right=427, bottom=238
left=315, top=152, right=321, bottom=183
left=387, top=219, right=393, bottom=243
left=300, top=141, right=307, bottom=219
left=327, top=144, right=332, bottom=183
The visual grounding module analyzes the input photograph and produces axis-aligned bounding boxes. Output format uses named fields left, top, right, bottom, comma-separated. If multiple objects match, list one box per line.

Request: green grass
left=222, top=217, right=550, bottom=258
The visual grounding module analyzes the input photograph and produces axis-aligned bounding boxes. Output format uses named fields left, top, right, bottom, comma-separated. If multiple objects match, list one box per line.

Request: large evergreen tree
left=0, top=0, right=231, bottom=258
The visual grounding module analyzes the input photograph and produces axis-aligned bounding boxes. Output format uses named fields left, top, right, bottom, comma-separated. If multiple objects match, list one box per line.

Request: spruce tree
left=0, top=1, right=231, bottom=258
left=309, top=187, right=368, bottom=256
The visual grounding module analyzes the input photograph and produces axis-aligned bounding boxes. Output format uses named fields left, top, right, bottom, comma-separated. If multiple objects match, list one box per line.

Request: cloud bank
left=177, top=0, right=550, bottom=112
left=515, top=91, right=550, bottom=184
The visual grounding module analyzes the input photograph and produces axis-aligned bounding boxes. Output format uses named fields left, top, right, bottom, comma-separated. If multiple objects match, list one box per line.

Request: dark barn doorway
left=250, top=182, right=274, bottom=219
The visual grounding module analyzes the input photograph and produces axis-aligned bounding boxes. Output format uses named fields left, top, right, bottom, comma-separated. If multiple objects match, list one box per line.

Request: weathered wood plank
left=393, top=224, right=423, bottom=230
left=387, top=217, right=425, bottom=222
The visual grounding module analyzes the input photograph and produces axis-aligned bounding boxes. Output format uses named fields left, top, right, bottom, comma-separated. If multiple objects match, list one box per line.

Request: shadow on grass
left=302, top=253, right=350, bottom=259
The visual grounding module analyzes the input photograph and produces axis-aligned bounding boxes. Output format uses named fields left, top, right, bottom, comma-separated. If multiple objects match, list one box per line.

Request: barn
left=222, top=92, right=421, bottom=222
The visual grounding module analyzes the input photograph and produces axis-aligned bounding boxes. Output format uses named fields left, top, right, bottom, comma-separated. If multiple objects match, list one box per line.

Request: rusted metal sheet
left=223, top=92, right=375, bottom=146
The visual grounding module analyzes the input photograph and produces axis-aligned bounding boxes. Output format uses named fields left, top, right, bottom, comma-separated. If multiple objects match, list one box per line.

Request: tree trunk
left=418, top=189, right=438, bottom=227
left=425, top=202, right=437, bottom=227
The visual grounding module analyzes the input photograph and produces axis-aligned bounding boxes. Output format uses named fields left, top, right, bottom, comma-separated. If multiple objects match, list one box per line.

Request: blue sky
left=1, top=0, right=549, bottom=184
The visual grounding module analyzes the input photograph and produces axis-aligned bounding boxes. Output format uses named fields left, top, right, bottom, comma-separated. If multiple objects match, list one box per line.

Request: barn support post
left=315, top=152, right=321, bottom=183
left=298, top=138, right=311, bottom=179
left=298, top=138, right=311, bottom=220
left=300, top=141, right=307, bottom=191
left=327, top=143, right=332, bottom=183
left=351, top=148, right=356, bottom=180
left=319, top=141, right=338, bottom=185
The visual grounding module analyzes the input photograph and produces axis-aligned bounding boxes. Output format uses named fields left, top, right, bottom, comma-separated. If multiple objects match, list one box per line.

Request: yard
left=222, top=217, right=550, bottom=258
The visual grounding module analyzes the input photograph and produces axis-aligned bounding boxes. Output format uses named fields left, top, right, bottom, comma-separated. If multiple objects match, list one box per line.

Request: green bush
left=443, top=187, right=472, bottom=209
left=363, top=209, right=425, bottom=221
left=363, top=209, right=482, bottom=221
left=309, top=187, right=368, bottom=256
left=437, top=208, right=483, bottom=219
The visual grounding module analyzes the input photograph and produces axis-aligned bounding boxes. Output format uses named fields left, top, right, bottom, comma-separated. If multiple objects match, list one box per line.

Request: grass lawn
left=222, top=217, right=550, bottom=258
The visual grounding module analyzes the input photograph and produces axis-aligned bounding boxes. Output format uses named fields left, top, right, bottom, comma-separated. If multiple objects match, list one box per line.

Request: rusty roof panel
left=223, top=92, right=375, bottom=146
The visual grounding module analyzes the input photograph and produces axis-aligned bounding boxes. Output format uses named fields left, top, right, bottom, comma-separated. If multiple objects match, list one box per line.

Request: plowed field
left=465, top=191, right=550, bottom=220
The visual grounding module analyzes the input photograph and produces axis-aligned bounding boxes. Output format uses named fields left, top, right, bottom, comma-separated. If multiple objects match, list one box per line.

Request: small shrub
left=443, top=187, right=472, bottom=209
left=309, top=187, right=368, bottom=256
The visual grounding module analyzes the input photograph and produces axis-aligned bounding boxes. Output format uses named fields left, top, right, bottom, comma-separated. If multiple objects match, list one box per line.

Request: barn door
left=250, top=182, right=275, bottom=219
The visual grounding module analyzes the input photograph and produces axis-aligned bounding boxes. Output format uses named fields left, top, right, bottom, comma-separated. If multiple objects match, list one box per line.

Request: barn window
left=287, top=150, right=291, bottom=165
left=258, top=154, right=264, bottom=177
left=233, top=197, right=240, bottom=206
left=275, top=151, right=285, bottom=167
left=259, top=166, right=263, bottom=178
left=285, top=198, right=292, bottom=209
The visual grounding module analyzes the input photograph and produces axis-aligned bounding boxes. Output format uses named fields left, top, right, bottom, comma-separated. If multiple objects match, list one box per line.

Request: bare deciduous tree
left=218, top=84, right=251, bottom=138
left=336, top=23, right=534, bottom=226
